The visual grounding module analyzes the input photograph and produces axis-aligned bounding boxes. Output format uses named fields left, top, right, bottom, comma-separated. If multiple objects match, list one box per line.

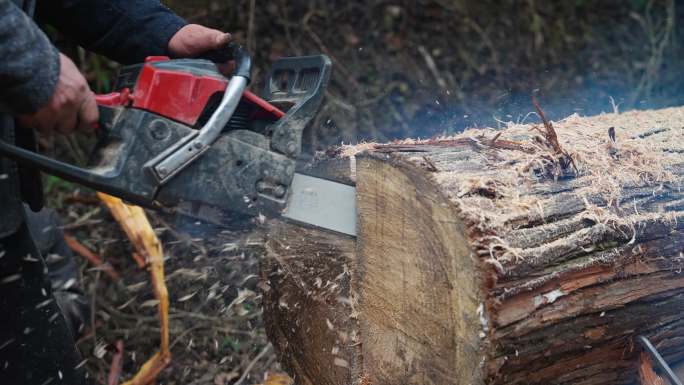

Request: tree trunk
left=260, top=106, right=684, bottom=385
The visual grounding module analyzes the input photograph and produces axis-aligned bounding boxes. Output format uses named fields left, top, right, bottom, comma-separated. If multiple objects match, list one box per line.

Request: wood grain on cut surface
left=262, top=106, right=684, bottom=385
left=355, top=155, right=483, bottom=385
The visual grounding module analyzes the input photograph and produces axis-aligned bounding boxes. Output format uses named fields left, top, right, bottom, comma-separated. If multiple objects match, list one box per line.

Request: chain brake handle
left=262, top=55, right=332, bottom=158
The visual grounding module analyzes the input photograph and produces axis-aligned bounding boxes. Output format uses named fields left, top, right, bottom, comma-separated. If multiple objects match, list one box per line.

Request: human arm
left=0, top=0, right=60, bottom=115
left=17, top=53, right=98, bottom=133
left=36, top=0, right=231, bottom=65
left=0, top=0, right=97, bottom=133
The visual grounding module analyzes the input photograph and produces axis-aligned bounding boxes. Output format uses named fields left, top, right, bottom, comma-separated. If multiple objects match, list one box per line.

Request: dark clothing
left=0, top=0, right=58, bottom=236
left=0, top=117, right=24, bottom=237
left=0, top=220, right=86, bottom=385
left=0, top=0, right=187, bottom=115
left=24, top=206, right=90, bottom=336
left=0, top=1, right=187, bottom=384
left=36, top=0, right=186, bottom=65
left=0, top=0, right=59, bottom=116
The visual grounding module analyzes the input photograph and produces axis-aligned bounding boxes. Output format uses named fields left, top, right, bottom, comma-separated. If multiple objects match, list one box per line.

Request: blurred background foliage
left=67, top=0, right=683, bottom=149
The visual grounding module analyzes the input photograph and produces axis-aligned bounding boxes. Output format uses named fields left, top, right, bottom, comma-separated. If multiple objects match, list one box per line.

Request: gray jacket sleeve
left=0, top=0, right=59, bottom=115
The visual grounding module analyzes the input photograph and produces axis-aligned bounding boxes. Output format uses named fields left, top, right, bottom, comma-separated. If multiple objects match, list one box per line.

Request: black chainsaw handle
left=0, top=137, right=125, bottom=198
left=199, top=42, right=252, bottom=82
left=0, top=106, right=152, bottom=206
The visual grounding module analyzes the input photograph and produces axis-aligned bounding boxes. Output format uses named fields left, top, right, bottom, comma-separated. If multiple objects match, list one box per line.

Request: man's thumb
left=213, top=32, right=231, bottom=47
left=168, top=25, right=232, bottom=57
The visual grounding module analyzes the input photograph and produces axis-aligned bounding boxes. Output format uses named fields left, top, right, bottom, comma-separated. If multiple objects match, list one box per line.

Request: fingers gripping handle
left=200, top=42, right=252, bottom=81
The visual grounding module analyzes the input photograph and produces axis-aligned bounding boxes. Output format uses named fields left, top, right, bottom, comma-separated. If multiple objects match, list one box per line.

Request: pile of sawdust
left=334, top=106, right=684, bottom=269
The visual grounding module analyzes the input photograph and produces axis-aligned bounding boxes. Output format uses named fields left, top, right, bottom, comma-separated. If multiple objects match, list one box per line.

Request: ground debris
left=57, top=194, right=276, bottom=384
left=253, top=372, right=294, bottom=385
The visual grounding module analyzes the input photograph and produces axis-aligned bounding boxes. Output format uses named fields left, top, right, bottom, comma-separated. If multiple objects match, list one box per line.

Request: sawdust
left=468, top=108, right=682, bottom=266
left=335, top=106, right=684, bottom=272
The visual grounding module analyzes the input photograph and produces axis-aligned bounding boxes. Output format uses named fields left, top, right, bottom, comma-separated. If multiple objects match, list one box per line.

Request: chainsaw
left=0, top=44, right=356, bottom=236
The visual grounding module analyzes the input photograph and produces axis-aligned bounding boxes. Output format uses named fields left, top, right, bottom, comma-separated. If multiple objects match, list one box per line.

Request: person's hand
left=168, top=24, right=232, bottom=58
left=17, top=53, right=98, bottom=134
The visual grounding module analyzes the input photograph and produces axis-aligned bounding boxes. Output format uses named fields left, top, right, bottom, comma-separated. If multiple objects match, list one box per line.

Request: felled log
left=261, top=106, right=684, bottom=385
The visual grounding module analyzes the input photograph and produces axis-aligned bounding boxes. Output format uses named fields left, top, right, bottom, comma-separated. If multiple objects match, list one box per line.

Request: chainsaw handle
left=0, top=136, right=128, bottom=199
left=199, top=42, right=252, bottom=82
left=0, top=106, right=153, bottom=206
left=230, top=43, right=252, bottom=81
left=145, top=44, right=253, bottom=184
left=199, top=44, right=233, bottom=63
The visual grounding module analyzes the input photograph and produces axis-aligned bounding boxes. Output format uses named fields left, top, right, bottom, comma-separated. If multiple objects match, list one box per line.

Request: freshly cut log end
left=263, top=155, right=487, bottom=385
left=354, top=155, right=485, bottom=385
left=261, top=106, right=684, bottom=385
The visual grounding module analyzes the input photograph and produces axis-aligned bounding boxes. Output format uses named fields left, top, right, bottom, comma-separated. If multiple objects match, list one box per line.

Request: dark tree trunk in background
left=261, top=106, right=684, bottom=385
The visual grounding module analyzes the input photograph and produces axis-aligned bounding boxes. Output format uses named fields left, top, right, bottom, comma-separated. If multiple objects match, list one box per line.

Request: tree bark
left=261, top=106, right=684, bottom=385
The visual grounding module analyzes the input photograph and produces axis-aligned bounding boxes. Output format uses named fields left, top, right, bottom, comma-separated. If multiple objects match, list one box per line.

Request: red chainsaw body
left=95, top=56, right=285, bottom=127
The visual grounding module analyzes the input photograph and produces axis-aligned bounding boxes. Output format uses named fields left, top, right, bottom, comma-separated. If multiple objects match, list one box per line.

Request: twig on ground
left=65, top=234, right=120, bottom=280
left=131, top=252, right=146, bottom=269
left=234, top=344, right=273, bottom=385
left=62, top=207, right=102, bottom=230
left=91, top=270, right=101, bottom=350
left=169, top=325, right=205, bottom=350
left=107, top=340, right=125, bottom=385
left=63, top=194, right=101, bottom=205
left=62, top=219, right=104, bottom=231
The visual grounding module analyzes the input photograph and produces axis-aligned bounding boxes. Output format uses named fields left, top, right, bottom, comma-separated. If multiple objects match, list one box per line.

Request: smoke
left=404, top=1, right=682, bottom=138
left=406, top=67, right=684, bottom=140
left=306, top=0, right=684, bottom=145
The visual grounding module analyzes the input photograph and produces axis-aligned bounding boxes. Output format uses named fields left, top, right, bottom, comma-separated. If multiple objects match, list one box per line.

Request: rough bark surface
left=260, top=106, right=684, bottom=385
